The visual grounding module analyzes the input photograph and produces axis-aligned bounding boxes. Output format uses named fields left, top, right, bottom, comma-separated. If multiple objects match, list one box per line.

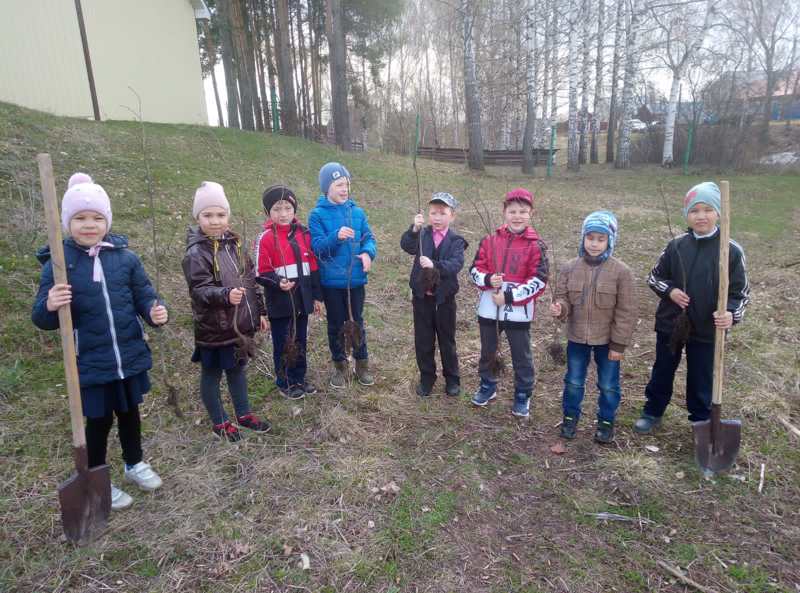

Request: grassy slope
left=1, top=101, right=799, bottom=593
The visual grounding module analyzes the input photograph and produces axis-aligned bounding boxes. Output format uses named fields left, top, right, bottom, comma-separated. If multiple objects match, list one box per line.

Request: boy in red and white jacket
left=469, top=188, right=549, bottom=418
left=255, top=185, right=323, bottom=399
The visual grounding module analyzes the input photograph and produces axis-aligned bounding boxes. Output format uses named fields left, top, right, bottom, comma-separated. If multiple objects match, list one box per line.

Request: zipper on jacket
left=98, top=265, right=125, bottom=379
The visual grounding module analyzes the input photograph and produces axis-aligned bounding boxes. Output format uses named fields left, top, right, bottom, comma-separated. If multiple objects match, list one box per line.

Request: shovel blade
left=57, top=463, right=111, bottom=544
left=692, top=419, right=742, bottom=474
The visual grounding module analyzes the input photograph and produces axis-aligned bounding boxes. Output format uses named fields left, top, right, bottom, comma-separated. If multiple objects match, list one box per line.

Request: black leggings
left=85, top=407, right=143, bottom=468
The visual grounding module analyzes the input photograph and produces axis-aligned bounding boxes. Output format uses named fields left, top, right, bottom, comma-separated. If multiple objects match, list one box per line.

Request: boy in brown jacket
left=550, top=211, right=636, bottom=443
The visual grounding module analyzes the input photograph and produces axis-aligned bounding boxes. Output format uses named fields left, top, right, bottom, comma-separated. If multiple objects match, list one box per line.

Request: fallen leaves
left=549, top=442, right=567, bottom=455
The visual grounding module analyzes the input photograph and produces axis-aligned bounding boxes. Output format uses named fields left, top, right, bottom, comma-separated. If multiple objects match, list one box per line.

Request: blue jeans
left=199, top=364, right=250, bottom=425
left=561, top=341, right=621, bottom=422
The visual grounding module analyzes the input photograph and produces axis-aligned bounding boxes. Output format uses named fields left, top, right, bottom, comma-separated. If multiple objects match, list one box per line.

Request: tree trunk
left=449, top=24, right=461, bottom=147
left=521, top=0, right=538, bottom=174
left=296, top=1, right=312, bottom=138
left=567, top=0, right=580, bottom=171
left=462, top=0, right=484, bottom=170
left=309, top=2, right=323, bottom=137
left=202, top=21, right=226, bottom=127
left=606, top=0, right=624, bottom=163
left=218, top=0, right=241, bottom=128
left=326, top=0, right=352, bottom=150
left=253, top=0, right=272, bottom=131
left=262, top=0, right=280, bottom=132
left=275, top=0, right=299, bottom=135
left=578, top=0, right=590, bottom=164
left=590, top=0, right=604, bottom=163
left=245, top=0, right=264, bottom=131
left=548, top=0, right=558, bottom=147
left=229, top=0, right=256, bottom=130
left=661, top=1, right=714, bottom=165
left=661, top=74, right=681, bottom=166
left=538, top=0, right=550, bottom=150
left=615, top=0, right=638, bottom=170
left=424, top=35, right=440, bottom=147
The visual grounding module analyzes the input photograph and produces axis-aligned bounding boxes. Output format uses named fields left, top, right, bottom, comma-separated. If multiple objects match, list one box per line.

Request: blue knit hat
left=683, top=181, right=721, bottom=218
left=319, top=162, right=351, bottom=196
left=579, top=210, right=618, bottom=261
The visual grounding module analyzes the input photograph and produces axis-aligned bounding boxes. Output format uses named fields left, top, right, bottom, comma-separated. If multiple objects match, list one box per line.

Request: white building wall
left=0, top=0, right=208, bottom=125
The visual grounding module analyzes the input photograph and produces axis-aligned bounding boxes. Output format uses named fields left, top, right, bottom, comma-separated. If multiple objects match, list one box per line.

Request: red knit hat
left=503, top=187, right=533, bottom=207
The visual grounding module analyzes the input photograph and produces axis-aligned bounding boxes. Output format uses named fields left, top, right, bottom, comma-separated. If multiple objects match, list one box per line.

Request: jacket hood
left=36, top=233, right=128, bottom=265
left=185, top=226, right=241, bottom=250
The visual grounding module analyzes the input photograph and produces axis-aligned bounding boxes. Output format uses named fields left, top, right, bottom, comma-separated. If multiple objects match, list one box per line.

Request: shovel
left=692, top=180, right=741, bottom=475
left=38, top=154, right=111, bottom=543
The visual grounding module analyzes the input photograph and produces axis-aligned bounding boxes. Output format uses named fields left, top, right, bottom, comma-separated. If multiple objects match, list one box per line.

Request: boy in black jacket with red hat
left=401, top=192, right=468, bottom=398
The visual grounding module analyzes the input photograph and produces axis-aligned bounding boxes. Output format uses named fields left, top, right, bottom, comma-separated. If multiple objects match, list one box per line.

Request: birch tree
left=606, top=0, right=625, bottom=162
left=654, top=0, right=716, bottom=166
left=521, top=0, right=539, bottom=174
left=590, top=0, right=605, bottom=163
left=567, top=0, right=580, bottom=171
left=462, top=0, right=484, bottom=170
left=615, top=0, right=640, bottom=169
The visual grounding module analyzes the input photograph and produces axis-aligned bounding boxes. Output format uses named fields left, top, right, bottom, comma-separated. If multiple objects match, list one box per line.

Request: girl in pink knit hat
left=182, top=181, right=271, bottom=442
left=32, top=173, right=169, bottom=511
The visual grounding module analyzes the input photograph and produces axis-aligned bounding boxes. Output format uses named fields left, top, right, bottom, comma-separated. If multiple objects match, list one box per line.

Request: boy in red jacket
left=255, top=185, right=323, bottom=399
left=468, top=188, right=549, bottom=418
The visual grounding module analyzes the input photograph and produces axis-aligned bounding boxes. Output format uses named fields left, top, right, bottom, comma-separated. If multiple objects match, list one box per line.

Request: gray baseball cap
left=429, top=192, right=458, bottom=210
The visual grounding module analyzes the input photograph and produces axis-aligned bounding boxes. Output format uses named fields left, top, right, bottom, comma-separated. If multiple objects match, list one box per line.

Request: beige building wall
left=0, top=0, right=208, bottom=125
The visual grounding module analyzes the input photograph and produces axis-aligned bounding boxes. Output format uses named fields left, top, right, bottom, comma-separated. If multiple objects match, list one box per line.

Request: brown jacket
left=182, top=227, right=266, bottom=348
left=554, top=256, right=637, bottom=352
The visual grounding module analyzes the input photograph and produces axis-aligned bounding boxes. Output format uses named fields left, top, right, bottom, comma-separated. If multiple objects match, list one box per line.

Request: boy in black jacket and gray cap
left=635, top=181, right=750, bottom=433
left=401, top=192, right=468, bottom=398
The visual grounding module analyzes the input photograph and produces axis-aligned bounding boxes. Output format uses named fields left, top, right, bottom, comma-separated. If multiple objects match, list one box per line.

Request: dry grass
left=1, top=102, right=799, bottom=592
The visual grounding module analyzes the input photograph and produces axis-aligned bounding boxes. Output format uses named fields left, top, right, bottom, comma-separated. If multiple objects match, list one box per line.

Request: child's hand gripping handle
left=38, top=154, right=87, bottom=453
left=712, top=181, right=730, bottom=407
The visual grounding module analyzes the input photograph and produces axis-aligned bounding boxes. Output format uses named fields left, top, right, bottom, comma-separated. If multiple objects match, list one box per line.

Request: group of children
left=32, top=163, right=749, bottom=510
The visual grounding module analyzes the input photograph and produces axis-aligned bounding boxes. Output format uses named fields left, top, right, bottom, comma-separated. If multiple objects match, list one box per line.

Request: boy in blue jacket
left=308, top=163, right=377, bottom=388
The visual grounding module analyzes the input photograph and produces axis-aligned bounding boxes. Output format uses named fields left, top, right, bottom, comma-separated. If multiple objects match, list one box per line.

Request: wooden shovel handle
left=37, top=154, right=86, bottom=449
left=712, top=181, right=730, bottom=406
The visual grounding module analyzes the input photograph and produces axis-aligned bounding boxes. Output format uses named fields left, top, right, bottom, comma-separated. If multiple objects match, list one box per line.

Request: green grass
left=1, top=101, right=799, bottom=592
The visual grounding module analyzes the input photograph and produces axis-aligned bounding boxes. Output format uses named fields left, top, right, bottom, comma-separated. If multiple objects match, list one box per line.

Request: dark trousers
left=85, top=407, right=143, bottom=468
left=322, top=285, right=368, bottom=361
left=200, top=364, right=250, bottom=425
left=270, top=314, right=309, bottom=389
left=643, top=331, right=715, bottom=422
left=478, top=321, right=534, bottom=394
left=413, top=296, right=460, bottom=389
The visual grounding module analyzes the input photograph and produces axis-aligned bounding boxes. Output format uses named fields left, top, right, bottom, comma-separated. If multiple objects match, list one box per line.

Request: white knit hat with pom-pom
left=61, top=172, right=112, bottom=231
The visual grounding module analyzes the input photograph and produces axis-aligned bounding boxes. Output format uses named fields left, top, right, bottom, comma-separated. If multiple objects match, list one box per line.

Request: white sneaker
left=124, top=461, right=163, bottom=491
left=111, top=484, right=133, bottom=510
